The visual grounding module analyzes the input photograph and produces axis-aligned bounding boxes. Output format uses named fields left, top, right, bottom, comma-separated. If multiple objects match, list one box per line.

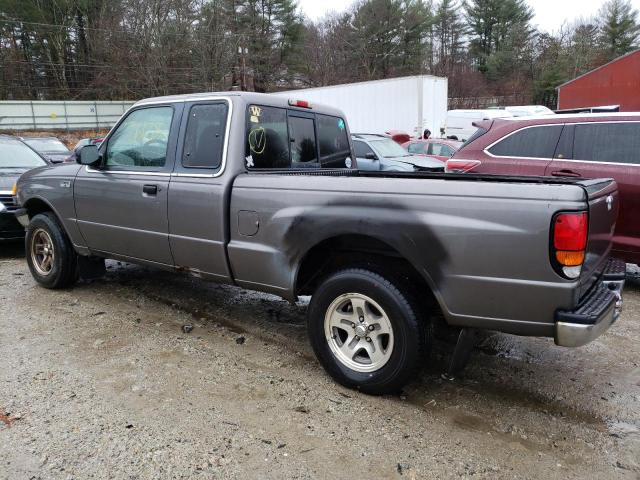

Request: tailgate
left=578, top=179, right=619, bottom=298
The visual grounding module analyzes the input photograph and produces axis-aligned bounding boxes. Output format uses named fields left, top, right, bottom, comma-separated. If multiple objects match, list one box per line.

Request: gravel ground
left=0, top=241, right=638, bottom=479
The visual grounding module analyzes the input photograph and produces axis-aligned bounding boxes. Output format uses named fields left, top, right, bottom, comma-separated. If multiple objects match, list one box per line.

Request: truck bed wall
left=228, top=173, right=589, bottom=336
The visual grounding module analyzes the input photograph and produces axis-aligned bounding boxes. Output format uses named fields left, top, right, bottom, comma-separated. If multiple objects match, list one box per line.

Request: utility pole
left=238, top=45, right=248, bottom=91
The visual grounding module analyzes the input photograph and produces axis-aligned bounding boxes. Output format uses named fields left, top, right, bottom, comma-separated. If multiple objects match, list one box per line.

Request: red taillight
left=552, top=212, right=588, bottom=278
left=554, top=212, right=588, bottom=251
left=445, top=159, right=481, bottom=173
left=288, top=99, right=312, bottom=109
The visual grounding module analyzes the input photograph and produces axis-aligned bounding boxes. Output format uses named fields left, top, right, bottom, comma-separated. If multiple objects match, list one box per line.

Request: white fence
left=0, top=100, right=135, bottom=131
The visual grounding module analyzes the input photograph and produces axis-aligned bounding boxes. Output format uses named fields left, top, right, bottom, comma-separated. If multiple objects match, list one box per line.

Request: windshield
left=23, top=138, right=69, bottom=153
left=0, top=140, right=48, bottom=168
left=369, top=138, right=410, bottom=157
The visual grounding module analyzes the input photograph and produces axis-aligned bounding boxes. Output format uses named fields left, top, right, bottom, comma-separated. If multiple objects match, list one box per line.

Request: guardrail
left=0, top=100, right=135, bottom=131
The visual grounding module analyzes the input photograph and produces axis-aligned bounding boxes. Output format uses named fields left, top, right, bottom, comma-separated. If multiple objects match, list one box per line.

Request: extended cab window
left=573, top=123, right=640, bottom=164
left=182, top=103, right=228, bottom=169
left=488, top=125, right=563, bottom=159
left=105, top=107, right=173, bottom=169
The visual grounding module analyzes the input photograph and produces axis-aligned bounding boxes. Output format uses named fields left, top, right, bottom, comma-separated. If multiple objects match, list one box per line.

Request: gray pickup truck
left=15, top=92, right=625, bottom=394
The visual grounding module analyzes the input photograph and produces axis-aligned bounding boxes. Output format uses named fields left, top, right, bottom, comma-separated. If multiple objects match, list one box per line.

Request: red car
left=402, top=138, right=462, bottom=162
left=447, top=113, right=640, bottom=265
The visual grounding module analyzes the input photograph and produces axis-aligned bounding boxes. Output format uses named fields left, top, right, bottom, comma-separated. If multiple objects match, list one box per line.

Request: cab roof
left=134, top=91, right=346, bottom=118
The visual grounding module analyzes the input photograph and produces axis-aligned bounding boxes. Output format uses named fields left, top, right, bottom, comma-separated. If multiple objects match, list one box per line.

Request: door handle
left=143, top=184, right=158, bottom=195
left=551, top=170, right=581, bottom=178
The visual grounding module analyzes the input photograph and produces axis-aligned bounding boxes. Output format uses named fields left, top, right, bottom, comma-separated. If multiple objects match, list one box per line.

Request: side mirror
left=78, top=145, right=101, bottom=166
left=365, top=152, right=378, bottom=160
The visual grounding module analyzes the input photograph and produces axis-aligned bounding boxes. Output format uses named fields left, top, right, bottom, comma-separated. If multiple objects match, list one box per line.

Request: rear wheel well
left=296, top=234, right=452, bottom=340
left=295, top=235, right=437, bottom=307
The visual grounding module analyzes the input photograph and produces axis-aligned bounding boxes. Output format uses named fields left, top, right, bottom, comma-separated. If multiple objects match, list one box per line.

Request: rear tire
left=307, top=268, right=430, bottom=395
left=25, top=212, right=78, bottom=289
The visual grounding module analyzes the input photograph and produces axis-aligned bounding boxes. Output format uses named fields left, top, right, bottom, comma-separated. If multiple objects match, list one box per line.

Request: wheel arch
left=22, top=196, right=88, bottom=254
left=293, top=233, right=445, bottom=314
left=23, top=196, right=59, bottom=220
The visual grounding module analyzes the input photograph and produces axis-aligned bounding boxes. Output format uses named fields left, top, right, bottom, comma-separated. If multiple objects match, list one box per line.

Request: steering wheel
left=141, top=139, right=167, bottom=166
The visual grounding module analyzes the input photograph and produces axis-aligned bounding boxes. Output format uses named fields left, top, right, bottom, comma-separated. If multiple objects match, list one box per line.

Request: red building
left=557, top=49, right=640, bottom=112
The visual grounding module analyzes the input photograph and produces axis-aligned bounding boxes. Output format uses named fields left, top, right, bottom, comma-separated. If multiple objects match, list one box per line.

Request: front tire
left=307, top=268, right=430, bottom=395
left=26, top=212, right=78, bottom=289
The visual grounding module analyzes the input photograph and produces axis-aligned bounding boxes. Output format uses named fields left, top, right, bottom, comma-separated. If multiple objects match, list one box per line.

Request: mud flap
left=442, top=328, right=483, bottom=380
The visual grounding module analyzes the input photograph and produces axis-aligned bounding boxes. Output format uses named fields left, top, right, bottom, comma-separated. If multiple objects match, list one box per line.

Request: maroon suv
left=447, top=113, right=640, bottom=265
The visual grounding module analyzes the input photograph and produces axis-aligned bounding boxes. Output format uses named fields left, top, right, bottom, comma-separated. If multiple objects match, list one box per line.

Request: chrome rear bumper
left=554, top=259, right=624, bottom=347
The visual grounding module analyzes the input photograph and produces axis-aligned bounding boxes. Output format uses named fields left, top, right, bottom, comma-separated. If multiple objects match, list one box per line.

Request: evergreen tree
left=433, top=0, right=465, bottom=74
left=598, top=0, right=640, bottom=59
left=464, top=0, right=533, bottom=73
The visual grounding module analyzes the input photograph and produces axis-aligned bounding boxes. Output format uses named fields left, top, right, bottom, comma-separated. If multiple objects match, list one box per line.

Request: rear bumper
left=554, top=258, right=625, bottom=347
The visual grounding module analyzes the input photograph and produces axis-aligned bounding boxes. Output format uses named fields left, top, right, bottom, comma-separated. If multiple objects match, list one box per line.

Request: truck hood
left=0, top=168, right=30, bottom=191
left=391, top=155, right=445, bottom=171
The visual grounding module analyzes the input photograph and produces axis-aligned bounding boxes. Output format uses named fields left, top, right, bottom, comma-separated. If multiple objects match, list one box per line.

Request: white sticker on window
left=245, top=155, right=254, bottom=168
left=345, top=156, right=352, bottom=168
left=249, top=106, right=262, bottom=123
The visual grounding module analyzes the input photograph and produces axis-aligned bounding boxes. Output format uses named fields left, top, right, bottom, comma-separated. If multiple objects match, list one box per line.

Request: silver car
left=21, top=136, right=72, bottom=164
left=352, top=134, right=444, bottom=172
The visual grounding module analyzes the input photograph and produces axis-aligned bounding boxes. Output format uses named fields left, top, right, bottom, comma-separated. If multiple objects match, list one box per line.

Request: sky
left=298, top=0, right=640, bottom=33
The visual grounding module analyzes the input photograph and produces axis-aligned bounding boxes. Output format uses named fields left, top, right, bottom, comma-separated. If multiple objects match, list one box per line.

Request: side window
left=288, top=116, right=317, bottom=165
left=574, top=123, right=640, bottom=164
left=554, top=125, right=574, bottom=159
left=407, top=143, right=424, bottom=154
left=317, top=114, right=351, bottom=168
left=105, top=107, right=173, bottom=169
left=246, top=106, right=290, bottom=169
left=488, top=125, right=563, bottom=159
left=429, top=143, right=445, bottom=156
left=182, top=103, right=228, bottom=169
left=440, top=145, right=455, bottom=158
left=353, top=140, right=374, bottom=158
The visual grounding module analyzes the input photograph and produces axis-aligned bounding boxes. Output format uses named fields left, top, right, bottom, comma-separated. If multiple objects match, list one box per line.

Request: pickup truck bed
left=15, top=92, right=624, bottom=394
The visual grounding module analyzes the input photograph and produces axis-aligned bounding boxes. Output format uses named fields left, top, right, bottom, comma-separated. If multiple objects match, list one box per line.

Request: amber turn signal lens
left=11, top=183, right=17, bottom=196
left=556, top=250, right=585, bottom=266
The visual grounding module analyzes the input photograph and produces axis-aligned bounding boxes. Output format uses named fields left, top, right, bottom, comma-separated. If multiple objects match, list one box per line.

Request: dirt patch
left=0, top=411, right=18, bottom=428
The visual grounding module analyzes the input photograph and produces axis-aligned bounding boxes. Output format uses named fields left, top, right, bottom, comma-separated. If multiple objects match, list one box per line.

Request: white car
left=445, top=109, right=513, bottom=142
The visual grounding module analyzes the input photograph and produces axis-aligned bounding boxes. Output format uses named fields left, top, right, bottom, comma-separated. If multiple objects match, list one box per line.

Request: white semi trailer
left=274, top=75, right=448, bottom=138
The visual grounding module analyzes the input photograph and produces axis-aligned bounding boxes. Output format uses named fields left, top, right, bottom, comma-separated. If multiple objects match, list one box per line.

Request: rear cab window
left=246, top=105, right=352, bottom=170
left=289, top=115, right=317, bottom=166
